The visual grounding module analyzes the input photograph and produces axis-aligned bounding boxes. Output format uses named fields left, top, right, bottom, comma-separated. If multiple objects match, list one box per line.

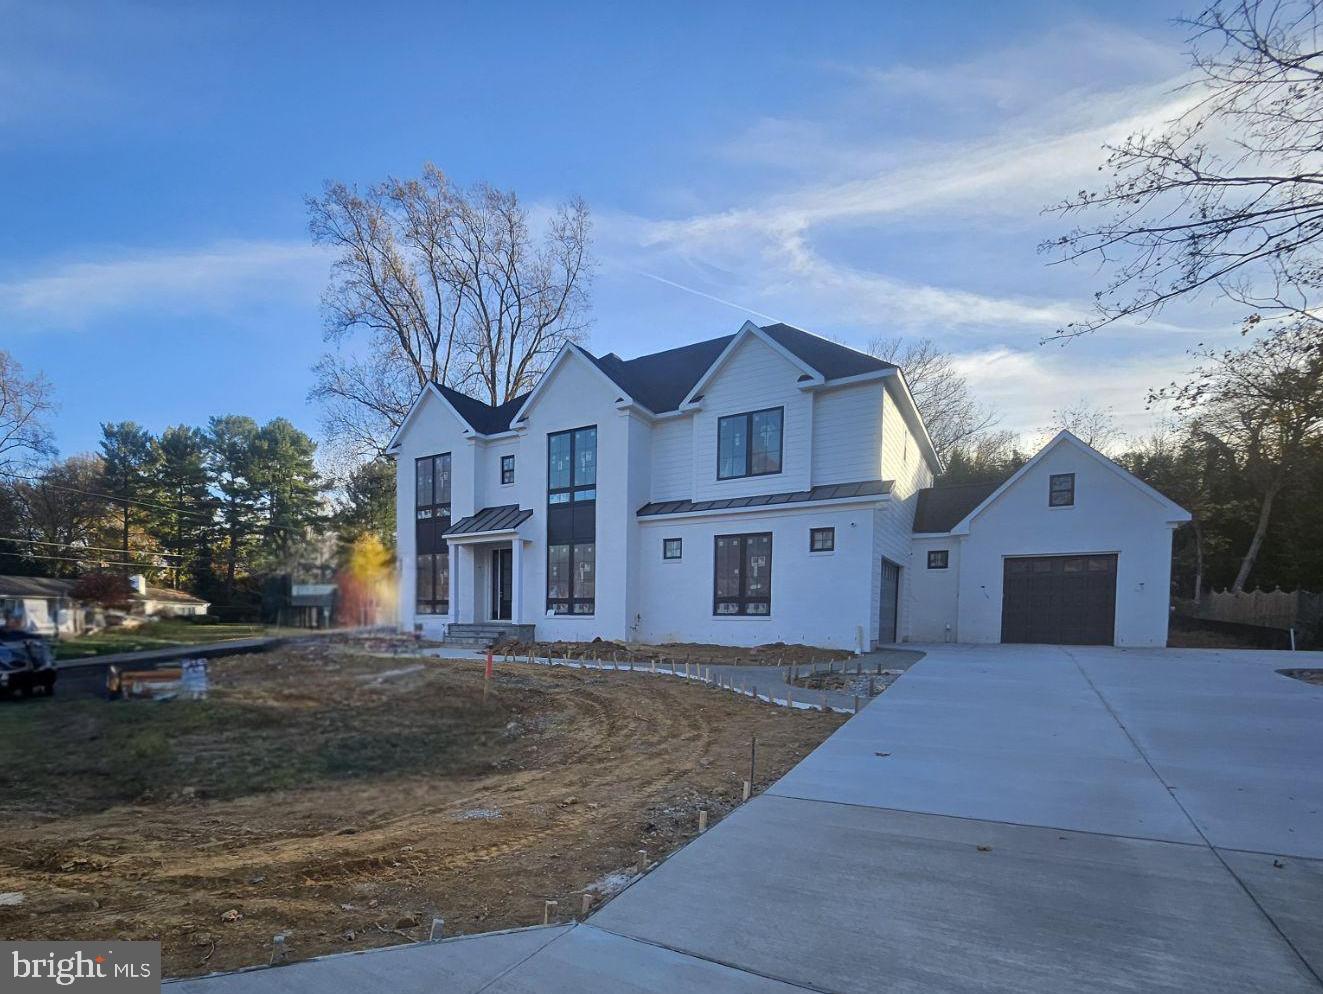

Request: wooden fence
left=1176, top=588, right=1323, bottom=636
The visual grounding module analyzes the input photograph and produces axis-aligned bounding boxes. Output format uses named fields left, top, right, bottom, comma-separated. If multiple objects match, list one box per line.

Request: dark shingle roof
left=444, top=505, right=534, bottom=536
left=429, top=322, right=896, bottom=431
left=0, top=575, right=75, bottom=598
left=638, top=479, right=892, bottom=517
left=759, top=323, right=895, bottom=381
left=436, top=385, right=530, bottom=435
left=912, top=481, right=1002, bottom=533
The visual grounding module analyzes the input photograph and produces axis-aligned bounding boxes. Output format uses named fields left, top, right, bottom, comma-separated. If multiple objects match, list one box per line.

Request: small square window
left=663, top=538, right=683, bottom=560
left=1049, top=472, right=1075, bottom=507
left=927, top=550, right=949, bottom=569
left=501, top=454, right=515, bottom=485
left=809, top=527, right=835, bottom=552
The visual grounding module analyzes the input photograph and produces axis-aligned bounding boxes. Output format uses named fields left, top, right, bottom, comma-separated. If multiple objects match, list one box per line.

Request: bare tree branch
left=306, top=165, right=593, bottom=459
left=1043, top=0, right=1323, bottom=338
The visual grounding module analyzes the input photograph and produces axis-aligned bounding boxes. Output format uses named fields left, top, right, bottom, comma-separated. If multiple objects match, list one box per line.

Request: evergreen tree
left=150, top=425, right=213, bottom=589
left=205, top=415, right=262, bottom=598
left=98, top=422, right=156, bottom=574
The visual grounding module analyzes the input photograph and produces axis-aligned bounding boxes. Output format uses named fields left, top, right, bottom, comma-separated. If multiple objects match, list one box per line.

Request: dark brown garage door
left=1001, top=555, right=1117, bottom=645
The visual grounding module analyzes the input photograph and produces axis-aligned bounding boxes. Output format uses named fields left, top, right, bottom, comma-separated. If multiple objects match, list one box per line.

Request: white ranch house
left=389, top=321, right=1188, bottom=650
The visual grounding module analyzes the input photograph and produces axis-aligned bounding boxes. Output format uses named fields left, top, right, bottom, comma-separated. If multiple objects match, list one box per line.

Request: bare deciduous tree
left=1042, top=399, right=1126, bottom=454
left=1045, top=0, right=1323, bottom=336
left=307, top=164, right=593, bottom=456
left=1153, top=321, right=1323, bottom=591
left=867, top=336, right=998, bottom=458
left=0, top=350, right=56, bottom=474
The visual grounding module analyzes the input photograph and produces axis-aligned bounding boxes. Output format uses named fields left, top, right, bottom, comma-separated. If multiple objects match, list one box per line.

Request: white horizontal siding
left=812, top=382, right=883, bottom=485
left=691, top=336, right=812, bottom=500
left=650, top=417, right=692, bottom=501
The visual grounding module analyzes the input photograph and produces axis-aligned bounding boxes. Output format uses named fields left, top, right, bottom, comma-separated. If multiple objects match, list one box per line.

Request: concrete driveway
left=172, top=644, right=1323, bottom=992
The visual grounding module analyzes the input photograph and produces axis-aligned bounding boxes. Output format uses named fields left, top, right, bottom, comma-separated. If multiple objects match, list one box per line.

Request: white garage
left=905, top=431, right=1191, bottom=648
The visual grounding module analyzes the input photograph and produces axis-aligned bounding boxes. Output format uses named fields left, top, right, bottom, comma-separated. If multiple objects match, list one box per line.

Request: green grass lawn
left=53, top=620, right=277, bottom=660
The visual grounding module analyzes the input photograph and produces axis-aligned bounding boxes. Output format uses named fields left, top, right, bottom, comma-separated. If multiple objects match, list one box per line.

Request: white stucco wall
left=513, top=353, right=639, bottom=642
left=953, top=441, right=1180, bottom=647
left=394, top=389, right=474, bottom=638
left=635, top=503, right=880, bottom=651
left=906, top=535, right=961, bottom=642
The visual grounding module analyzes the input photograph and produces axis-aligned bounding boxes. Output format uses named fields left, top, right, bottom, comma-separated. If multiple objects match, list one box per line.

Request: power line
left=0, top=473, right=316, bottom=536
left=0, top=473, right=217, bottom=522
left=0, top=535, right=188, bottom=559
left=0, top=550, right=177, bottom=571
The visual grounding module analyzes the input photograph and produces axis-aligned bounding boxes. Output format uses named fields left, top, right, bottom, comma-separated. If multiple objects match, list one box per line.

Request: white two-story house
left=389, top=321, right=1188, bottom=649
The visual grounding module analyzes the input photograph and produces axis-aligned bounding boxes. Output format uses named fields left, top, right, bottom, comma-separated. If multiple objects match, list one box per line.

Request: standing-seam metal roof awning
left=444, top=505, right=534, bottom=537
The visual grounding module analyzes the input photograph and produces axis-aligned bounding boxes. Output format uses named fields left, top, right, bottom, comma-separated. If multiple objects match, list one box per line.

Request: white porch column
left=448, top=544, right=460, bottom=623
left=512, top=538, right=525, bottom=623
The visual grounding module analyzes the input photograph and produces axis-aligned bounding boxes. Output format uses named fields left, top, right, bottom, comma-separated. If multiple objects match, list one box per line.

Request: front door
left=879, top=559, right=900, bottom=643
left=491, top=548, right=513, bottom=620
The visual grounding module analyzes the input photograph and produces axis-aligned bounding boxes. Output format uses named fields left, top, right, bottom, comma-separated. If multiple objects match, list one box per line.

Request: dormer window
left=717, top=407, right=783, bottom=480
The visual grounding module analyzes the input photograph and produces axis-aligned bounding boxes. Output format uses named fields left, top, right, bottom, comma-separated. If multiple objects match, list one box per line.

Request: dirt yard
left=497, top=638, right=855, bottom=666
left=0, top=640, right=843, bottom=978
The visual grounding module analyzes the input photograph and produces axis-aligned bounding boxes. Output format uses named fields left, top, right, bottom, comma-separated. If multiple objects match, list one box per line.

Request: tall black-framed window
left=717, top=407, right=783, bottom=480
left=714, top=532, right=772, bottom=616
left=1049, top=473, right=1076, bottom=507
left=415, top=453, right=451, bottom=614
left=501, top=454, right=515, bottom=485
left=547, top=426, right=596, bottom=615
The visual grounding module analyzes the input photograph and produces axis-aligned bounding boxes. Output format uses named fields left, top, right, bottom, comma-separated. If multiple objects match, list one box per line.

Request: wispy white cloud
left=950, top=345, right=1191, bottom=441
left=595, top=21, right=1224, bottom=436
left=0, top=241, right=332, bottom=329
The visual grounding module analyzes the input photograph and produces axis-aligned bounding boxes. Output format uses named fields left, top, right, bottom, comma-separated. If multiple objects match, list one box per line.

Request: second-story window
left=717, top=407, right=783, bottom=480
left=415, top=453, right=451, bottom=615
left=547, top=426, right=596, bottom=615
left=501, top=454, right=515, bottom=485
left=1049, top=473, right=1075, bottom=507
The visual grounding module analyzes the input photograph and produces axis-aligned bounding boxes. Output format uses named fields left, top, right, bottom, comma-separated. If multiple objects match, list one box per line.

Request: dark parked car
left=0, top=631, right=57, bottom=698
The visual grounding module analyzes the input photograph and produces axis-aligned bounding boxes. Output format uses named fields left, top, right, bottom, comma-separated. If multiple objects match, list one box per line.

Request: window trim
left=662, top=537, right=683, bottom=560
left=716, top=406, right=784, bottom=481
left=712, top=532, right=773, bottom=617
left=546, top=426, right=597, bottom=615
left=415, top=452, right=452, bottom=615
left=809, top=527, right=835, bottom=553
left=927, top=549, right=949, bottom=570
left=500, top=454, right=515, bottom=486
left=1049, top=472, right=1076, bottom=508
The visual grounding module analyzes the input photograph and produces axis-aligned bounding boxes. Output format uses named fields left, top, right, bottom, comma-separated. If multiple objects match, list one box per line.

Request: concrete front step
left=444, top=623, right=535, bottom=647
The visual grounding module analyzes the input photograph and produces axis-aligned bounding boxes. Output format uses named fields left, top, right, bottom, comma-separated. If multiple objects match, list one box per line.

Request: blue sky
left=1, top=0, right=1237, bottom=461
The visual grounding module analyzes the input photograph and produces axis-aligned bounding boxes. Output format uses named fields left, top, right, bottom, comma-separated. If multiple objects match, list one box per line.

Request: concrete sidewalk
left=416, top=643, right=921, bottom=712
left=170, top=644, right=1323, bottom=992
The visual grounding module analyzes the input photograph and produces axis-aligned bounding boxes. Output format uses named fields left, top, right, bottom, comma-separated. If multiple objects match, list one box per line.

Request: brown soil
left=495, top=639, right=855, bottom=666
left=0, top=640, right=843, bottom=978
left=1281, top=668, right=1323, bottom=686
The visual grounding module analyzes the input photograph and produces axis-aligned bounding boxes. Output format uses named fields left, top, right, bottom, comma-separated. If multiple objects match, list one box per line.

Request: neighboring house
left=0, top=575, right=81, bottom=636
left=128, top=575, right=210, bottom=618
left=390, top=321, right=1188, bottom=649
left=907, top=431, right=1191, bottom=646
left=289, top=583, right=337, bottom=628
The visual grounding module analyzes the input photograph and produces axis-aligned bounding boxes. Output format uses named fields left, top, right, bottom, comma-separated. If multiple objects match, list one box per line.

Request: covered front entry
left=1001, top=554, right=1117, bottom=645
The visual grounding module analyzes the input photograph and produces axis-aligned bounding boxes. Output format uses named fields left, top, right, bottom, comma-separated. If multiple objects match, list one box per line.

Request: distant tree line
left=0, top=377, right=396, bottom=608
